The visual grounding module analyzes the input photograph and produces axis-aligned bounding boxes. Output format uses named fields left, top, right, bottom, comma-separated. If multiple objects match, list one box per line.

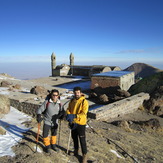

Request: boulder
left=0, top=80, right=12, bottom=87
left=93, top=86, right=105, bottom=95
left=13, top=84, right=21, bottom=89
left=99, top=94, right=109, bottom=103
left=0, top=95, right=10, bottom=115
left=144, top=118, right=161, bottom=129
left=30, top=86, right=48, bottom=96
left=111, top=120, right=132, bottom=132
left=116, top=89, right=131, bottom=97
left=144, top=85, right=163, bottom=114
left=105, top=86, right=121, bottom=95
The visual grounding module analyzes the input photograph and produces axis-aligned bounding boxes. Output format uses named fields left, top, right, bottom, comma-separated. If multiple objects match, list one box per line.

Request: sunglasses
left=52, top=94, right=58, bottom=96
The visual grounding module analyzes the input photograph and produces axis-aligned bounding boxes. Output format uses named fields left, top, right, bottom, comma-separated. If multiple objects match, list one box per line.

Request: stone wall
left=9, top=92, right=150, bottom=121
left=91, top=76, right=120, bottom=89
left=89, top=92, right=150, bottom=120
left=10, top=98, right=40, bottom=117
left=120, top=72, right=135, bottom=91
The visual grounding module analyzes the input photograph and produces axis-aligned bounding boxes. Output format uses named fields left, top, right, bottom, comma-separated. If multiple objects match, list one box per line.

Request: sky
left=0, top=0, right=163, bottom=78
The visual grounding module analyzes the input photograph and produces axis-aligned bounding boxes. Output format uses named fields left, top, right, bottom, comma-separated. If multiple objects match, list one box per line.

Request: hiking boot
left=51, top=144, right=59, bottom=152
left=74, top=149, right=79, bottom=156
left=45, top=145, right=51, bottom=153
left=69, top=149, right=79, bottom=156
left=82, top=154, right=87, bottom=163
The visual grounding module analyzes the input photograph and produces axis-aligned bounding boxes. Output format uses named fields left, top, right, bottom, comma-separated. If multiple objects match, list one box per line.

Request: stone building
left=52, top=64, right=70, bottom=76
left=91, top=71, right=135, bottom=91
left=51, top=52, right=121, bottom=77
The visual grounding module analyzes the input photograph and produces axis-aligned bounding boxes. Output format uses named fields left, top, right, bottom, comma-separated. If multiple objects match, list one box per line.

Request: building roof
left=92, top=71, right=134, bottom=78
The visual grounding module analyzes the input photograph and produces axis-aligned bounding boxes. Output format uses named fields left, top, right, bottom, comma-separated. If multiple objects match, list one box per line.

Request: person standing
left=36, top=89, right=63, bottom=153
left=66, top=87, right=89, bottom=163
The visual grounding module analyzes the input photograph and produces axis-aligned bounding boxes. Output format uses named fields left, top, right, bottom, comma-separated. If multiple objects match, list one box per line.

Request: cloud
left=115, top=47, right=163, bottom=54
left=116, top=49, right=145, bottom=54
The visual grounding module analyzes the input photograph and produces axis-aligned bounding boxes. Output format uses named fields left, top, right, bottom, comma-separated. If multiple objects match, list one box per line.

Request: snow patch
left=0, top=106, right=31, bottom=157
left=110, top=149, right=123, bottom=159
left=33, top=146, right=42, bottom=153
left=0, top=87, right=10, bottom=95
left=0, top=75, right=19, bottom=81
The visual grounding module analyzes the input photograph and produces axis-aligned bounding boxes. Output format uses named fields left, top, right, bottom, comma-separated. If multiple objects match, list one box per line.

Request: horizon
left=0, top=0, right=163, bottom=68
left=0, top=61, right=162, bottom=80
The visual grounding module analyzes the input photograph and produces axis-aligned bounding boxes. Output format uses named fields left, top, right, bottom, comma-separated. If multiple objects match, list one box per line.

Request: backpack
left=43, top=99, right=65, bottom=120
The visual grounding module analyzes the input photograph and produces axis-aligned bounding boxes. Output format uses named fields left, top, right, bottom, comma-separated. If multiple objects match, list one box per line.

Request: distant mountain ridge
left=124, top=63, right=162, bottom=78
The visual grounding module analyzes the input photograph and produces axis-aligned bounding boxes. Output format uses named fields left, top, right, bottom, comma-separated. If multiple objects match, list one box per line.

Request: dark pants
left=43, top=123, right=58, bottom=138
left=71, top=124, right=87, bottom=155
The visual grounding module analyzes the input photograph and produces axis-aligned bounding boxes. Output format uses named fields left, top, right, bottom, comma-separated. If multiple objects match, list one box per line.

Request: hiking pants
left=43, top=123, right=58, bottom=146
left=71, top=124, right=87, bottom=155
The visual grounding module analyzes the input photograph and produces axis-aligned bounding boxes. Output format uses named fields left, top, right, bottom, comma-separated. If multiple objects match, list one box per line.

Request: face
left=74, top=90, right=81, bottom=99
left=51, top=92, right=59, bottom=102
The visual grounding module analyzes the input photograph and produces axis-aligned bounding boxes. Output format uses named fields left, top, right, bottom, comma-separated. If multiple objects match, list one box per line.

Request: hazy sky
left=0, top=0, right=163, bottom=69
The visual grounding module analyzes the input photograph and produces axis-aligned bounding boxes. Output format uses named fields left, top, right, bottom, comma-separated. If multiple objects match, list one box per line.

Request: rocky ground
left=0, top=74, right=163, bottom=163
left=0, top=110, right=163, bottom=163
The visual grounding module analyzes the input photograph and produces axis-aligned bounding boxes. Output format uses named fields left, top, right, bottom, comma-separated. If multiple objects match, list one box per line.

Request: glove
left=66, top=114, right=76, bottom=123
left=37, top=114, right=42, bottom=123
left=69, top=123, right=78, bottom=130
left=52, top=114, right=59, bottom=123
left=58, top=110, right=66, bottom=120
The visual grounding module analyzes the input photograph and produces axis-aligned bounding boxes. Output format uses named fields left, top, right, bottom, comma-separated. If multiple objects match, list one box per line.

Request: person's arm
left=36, top=101, right=47, bottom=123
left=66, top=102, right=71, bottom=114
left=76, top=100, right=89, bottom=120
left=66, top=101, right=76, bottom=123
left=37, top=101, right=47, bottom=114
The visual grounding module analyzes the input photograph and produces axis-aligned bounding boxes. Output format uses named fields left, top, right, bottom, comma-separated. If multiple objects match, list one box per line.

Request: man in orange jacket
left=66, top=86, right=89, bottom=163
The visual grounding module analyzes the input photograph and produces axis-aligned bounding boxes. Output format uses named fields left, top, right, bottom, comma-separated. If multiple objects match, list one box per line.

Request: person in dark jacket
left=36, top=89, right=64, bottom=153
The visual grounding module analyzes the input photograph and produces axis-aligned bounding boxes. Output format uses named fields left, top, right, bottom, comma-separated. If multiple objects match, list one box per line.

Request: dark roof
left=92, top=71, right=134, bottom=78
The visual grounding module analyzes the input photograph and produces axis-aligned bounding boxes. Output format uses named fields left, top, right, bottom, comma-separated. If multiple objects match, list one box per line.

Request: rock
left=111, top=120, right=132, bottom=132
left=0, top=127, right=6, bottom=135
left=99, top=94, right=109, bottom=103
left=144, top=118, right=161, bottom=129
left=0, top=80, right=12, bottom=87
left=0, top=94, right=10, bottom=116
left=89, top=92, right=98, bottom=99
left=155, top=106, right=163, bottom=117
left=94, top=86, right=105, bottom=95
left=144, top=85, right=163, bottom=114
left=113, top=95, right=123, bottom=101
left=13, top=84, right=21, bottom=89
left=117, top=120, right=132, bottom=132
left=105, top=86, right=121, bottom=95
left=116, top=89, right=131, bottom=97
left=30, top=86, right=48, bottom=96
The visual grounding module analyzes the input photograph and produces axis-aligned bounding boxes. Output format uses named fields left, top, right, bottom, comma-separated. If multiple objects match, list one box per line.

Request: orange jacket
left=66, top=95, right=89, bottom=125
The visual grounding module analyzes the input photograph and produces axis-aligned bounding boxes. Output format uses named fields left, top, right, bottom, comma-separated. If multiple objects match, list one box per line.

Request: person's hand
left=66, top=114, right=76, bottom=123
left=52, top=114, right=58, bottom=123
left=68, top=123, right=78, bottom=130
left=58, top=110, right=66, bottom=120
left=37, top=114, right=42, bottom=123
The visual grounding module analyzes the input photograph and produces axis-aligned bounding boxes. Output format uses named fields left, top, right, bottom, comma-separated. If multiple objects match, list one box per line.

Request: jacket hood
left=49, top=98, right=61, bottom=104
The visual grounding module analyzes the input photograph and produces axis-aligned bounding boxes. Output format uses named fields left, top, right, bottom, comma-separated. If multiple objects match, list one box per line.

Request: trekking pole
left=58, top=119, right=61, bottom=146
left=35, top=123, right=41, bottom=152
left=66, top=129, right=71, bottom=154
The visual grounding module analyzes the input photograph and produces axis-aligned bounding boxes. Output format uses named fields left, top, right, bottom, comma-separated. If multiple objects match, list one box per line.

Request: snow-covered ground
left=0, top=87, right=9, bottom=95
left=56, top=80, right=91, bottom=91
left=0, top=107, right=31, bottom=157
left=0, top=74, right=19, bottom=81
